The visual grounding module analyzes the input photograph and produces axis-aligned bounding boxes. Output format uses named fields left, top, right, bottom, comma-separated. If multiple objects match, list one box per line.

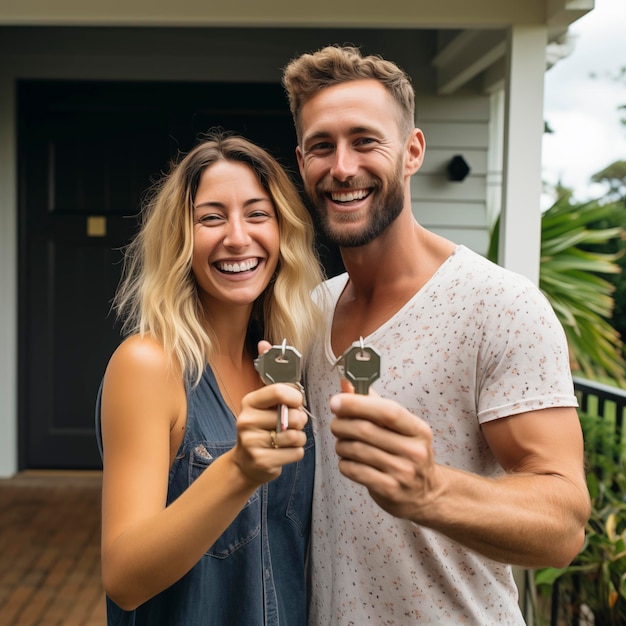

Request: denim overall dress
left=95, top=364, right=314, bottom=625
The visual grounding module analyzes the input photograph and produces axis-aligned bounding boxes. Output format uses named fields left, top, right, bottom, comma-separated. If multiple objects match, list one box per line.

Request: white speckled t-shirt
left=305, top=245, right=577, bottom=625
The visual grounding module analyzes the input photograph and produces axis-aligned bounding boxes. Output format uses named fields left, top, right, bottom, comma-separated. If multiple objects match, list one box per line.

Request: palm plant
left=488, top=191, right=626, bottom=383
left=489, top=192, right=626, bottom=622
left=534, top=412, right=626, bottom=625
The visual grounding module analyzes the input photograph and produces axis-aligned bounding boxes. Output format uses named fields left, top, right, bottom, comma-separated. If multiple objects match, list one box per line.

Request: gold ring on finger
left=270, top=430, right=279, bottom=449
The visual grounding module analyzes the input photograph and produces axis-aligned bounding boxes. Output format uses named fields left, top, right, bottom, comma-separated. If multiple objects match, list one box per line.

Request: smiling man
left=283, top=45, right=590, bottom=625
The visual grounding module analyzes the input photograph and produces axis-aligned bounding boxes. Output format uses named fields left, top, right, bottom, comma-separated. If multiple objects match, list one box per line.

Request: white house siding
left=413, top=94, right=491, bottom=255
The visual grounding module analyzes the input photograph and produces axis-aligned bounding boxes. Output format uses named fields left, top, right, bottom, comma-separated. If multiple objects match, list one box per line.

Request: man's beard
left=308, top=165, right=405, bottom=248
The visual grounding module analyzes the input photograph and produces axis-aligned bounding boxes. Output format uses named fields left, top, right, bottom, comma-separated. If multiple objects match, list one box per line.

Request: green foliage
left=488, top=192, right=626, bottom=383
left=534, top=413, right=626, bottom=625
left=591, top=160, right=626, bottom=201
left=569, top=192, right=626, bottom=362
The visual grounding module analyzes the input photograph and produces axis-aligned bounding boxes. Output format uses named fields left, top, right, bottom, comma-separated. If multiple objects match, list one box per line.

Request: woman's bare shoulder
left=107, top=333, right=176, bottom=374
left=104, top=333, right=183, bottom=394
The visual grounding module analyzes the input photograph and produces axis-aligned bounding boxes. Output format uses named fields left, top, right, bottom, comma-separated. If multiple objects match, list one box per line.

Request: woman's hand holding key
left=229, top=340, right=308, bottom=487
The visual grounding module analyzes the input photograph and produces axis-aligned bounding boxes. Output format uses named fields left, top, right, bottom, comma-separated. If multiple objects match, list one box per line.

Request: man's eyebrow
left=348, top=126, right=379, bottom=135
left=302, top=131, right=331, bottom=146
left=303, top=126, right=381, bottom=147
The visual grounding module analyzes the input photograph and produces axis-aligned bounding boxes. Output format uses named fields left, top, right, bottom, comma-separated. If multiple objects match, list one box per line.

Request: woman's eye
left=197, top=214, right=224, bottom=225
left=247, top=210, right=273, bottom=221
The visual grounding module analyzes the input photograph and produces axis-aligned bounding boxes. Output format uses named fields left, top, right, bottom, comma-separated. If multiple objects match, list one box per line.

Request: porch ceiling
left=0, top=0, right=594, bottom=95
left=0, top=0, right=593, bottom=29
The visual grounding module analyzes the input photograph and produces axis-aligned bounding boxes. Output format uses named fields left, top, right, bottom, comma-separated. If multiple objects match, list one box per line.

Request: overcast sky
left=542, top=0, right=626, bottom=203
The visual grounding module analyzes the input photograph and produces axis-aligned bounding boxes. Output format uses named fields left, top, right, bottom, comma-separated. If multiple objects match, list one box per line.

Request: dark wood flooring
left=0, top=472, right=105, bottom=625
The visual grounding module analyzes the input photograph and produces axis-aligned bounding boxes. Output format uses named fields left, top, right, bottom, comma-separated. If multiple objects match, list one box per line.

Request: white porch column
left=499, top=24, right=547, bottom=285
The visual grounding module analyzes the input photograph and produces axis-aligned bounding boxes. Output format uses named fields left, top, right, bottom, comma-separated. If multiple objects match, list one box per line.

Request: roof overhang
left=0, top=0, right=594, bottom=95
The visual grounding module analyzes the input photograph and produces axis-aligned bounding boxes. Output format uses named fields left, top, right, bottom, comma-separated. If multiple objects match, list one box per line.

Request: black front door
left=18, top=80, right=305, bottom=469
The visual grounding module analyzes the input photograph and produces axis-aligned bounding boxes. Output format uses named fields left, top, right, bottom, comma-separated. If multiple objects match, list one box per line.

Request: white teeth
left=331, top=189, right=369, bottom=202
left=217, top=259, right=259, bottom=273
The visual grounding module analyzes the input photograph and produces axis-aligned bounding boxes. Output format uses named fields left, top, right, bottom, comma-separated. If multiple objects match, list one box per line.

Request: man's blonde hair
left=282, top=45, right=415, bottom=143
left=113, top=131, right=324, bottom=385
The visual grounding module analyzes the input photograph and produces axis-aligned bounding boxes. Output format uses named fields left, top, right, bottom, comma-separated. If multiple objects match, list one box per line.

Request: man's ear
left=295, top=145, right=305, bottom=178
left=404, top=128, right=425, bottom=176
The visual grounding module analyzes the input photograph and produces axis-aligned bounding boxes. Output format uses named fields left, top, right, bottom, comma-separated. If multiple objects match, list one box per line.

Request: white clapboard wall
left=413, top=94, right=492, bottom=256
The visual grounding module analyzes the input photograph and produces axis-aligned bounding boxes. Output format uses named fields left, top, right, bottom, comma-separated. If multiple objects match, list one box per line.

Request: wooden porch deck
left=0, top=471, right=106, bottom=625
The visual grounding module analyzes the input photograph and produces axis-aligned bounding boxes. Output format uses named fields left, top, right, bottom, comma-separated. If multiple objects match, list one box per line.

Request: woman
left=96, top=131, right=323, bottom=625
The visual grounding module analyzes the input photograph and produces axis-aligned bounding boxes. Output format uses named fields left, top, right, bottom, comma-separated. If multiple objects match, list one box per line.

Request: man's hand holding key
left=331, top=339, right=437, bottom=523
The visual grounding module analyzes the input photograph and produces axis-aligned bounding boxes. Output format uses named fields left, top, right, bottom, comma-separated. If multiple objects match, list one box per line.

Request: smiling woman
left=191, top=160, right=280, bottom=311
left=95, top=131, right=324, bottom=625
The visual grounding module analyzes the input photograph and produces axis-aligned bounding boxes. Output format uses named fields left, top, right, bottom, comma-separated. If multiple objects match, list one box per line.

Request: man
left=282, top=45, right=590, bottom=624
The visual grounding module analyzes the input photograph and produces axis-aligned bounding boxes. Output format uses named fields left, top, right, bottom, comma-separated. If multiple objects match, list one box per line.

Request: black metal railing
left=573, top=376, right=626, bottom=456
left=547, top=377, right=626, bottom=626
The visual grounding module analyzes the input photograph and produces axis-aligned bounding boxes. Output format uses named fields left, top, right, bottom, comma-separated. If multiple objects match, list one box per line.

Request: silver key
left=254, top=340, right=302, bottom=431
left=342, top=338, right=381, bottom=395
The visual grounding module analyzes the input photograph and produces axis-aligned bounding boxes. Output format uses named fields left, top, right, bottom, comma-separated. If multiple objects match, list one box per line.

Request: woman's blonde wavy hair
left=113, top=131, right=324, bottom=385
